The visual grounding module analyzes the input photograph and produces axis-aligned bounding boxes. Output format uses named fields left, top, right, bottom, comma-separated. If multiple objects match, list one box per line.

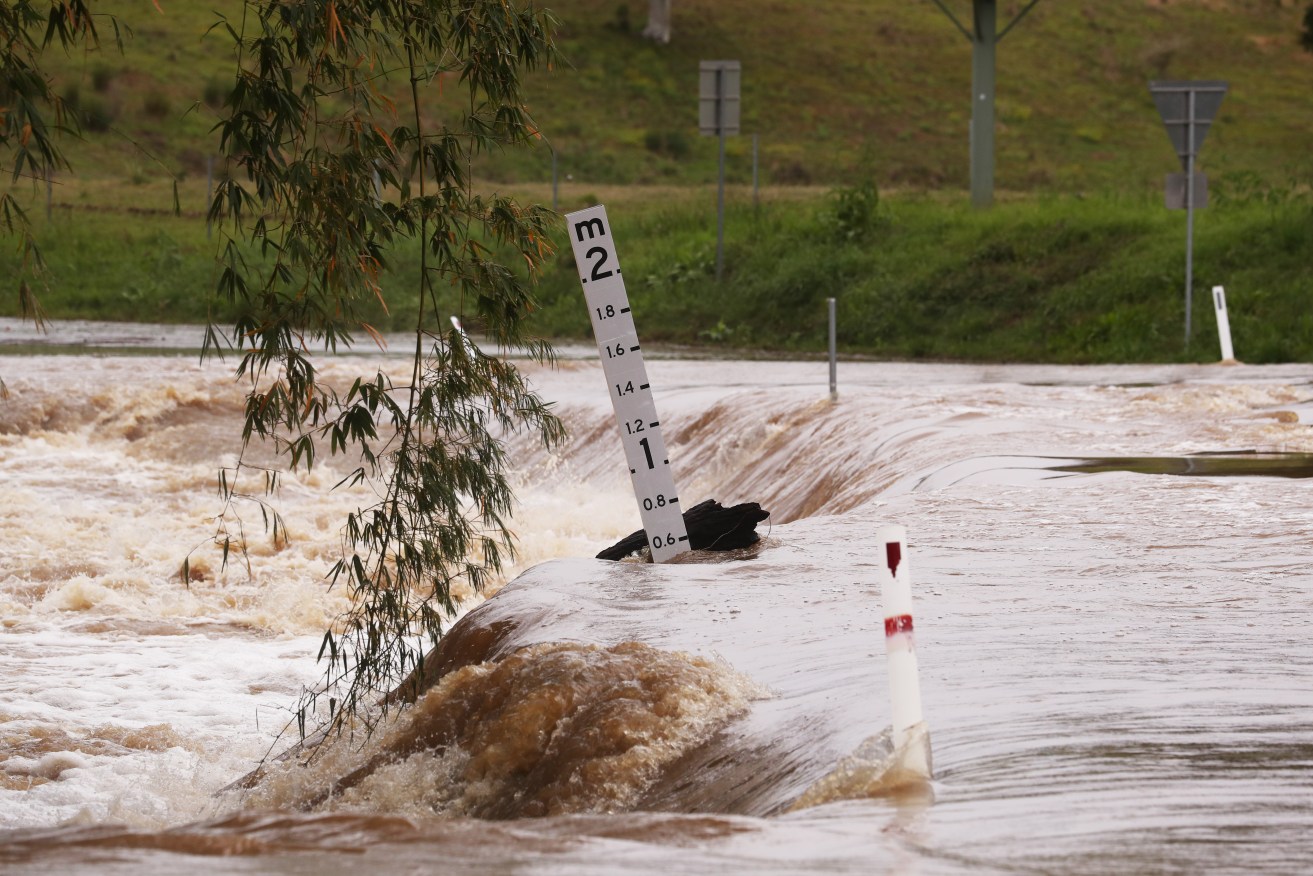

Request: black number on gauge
left=586, top=246, right=614, bottom=281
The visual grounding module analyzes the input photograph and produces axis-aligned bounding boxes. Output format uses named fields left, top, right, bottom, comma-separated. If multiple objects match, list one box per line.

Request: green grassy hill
left=4, top=1, right=1312, bottom=364
left=23, top=0, right=1313, bottom=198
left=537, top=0, right=1313, bottom=195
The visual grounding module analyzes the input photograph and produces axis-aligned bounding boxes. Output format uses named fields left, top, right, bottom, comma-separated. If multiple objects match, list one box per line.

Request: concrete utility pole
left=643, top=0, right=672, bottom=44
left=930, top=0, right=1042, bottom=208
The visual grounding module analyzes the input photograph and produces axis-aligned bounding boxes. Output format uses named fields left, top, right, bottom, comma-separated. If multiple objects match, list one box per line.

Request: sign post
left=1212, top=285, right=1236, bottom=363
left=699, top=60, right=741, bottom=282
left=565, top=205, right=690, bottom=563
left=827, top=297, right=837, bottom=401
left=1150, top=80, right=1227, bottom=347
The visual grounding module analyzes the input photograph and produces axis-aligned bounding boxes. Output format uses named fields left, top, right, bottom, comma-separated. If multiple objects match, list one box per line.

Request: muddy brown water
left=2, top=331, right=1312, bottom=873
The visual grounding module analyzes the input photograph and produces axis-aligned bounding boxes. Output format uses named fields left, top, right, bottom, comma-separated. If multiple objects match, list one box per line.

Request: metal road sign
left=1148, top=80, right=1227, bottom=347
left=1150, top=81, right=1228, bottom=170
left=1165, top=172, right=1208, bottom=211
left=699, top=60, right=741, bottom=282
left=698, top=60, right=741, bottom=136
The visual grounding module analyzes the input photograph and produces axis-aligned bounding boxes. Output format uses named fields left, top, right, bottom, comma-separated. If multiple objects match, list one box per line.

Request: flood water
left=2, top=321, right=1312, bottom=874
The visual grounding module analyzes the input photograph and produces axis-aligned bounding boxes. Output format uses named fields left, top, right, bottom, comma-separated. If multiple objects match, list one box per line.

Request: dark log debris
left=596, top=499, right=770, bottom=561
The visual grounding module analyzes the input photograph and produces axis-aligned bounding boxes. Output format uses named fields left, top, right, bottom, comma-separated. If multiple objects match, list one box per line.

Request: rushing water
left=2, top=323, right=1312, bottom=874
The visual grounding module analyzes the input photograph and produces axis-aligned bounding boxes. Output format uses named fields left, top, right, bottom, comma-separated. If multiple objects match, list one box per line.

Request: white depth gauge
left=565, top=204, right=690, bottom=562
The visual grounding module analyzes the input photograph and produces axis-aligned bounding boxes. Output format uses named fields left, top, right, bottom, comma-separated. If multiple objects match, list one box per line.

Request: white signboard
left=565, top=205, right=690, bottom=562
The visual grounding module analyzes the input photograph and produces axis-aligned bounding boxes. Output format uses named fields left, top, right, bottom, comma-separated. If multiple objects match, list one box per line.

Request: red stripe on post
left=885, top=614, right=914, bottom=636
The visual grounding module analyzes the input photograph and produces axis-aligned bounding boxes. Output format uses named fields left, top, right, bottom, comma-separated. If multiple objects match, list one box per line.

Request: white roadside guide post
left=877, top=524, right=933, bottom=779
left=450, top=315, right=477, bottom=355
left=566, top=205, right=690, bottom=563
left=1212, top=286, right=1236, bottom=363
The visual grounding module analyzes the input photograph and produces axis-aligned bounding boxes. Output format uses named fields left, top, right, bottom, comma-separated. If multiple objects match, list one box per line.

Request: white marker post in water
left=566, top=205, right=690, bottom=562
left=877, top=524, right=932, bottom=779
left=1212, top=285, right=1236, bottom=363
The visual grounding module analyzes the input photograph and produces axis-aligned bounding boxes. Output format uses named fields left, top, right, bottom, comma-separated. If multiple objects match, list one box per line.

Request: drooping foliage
left=0, top=1, right=124, bottom=337
left=202, top=0, right=565, bottom=738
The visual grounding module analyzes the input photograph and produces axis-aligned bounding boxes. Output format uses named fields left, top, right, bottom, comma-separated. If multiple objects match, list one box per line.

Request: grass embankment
left=16, top=1, right=1313, bottom=193
left=533, top=189, right=1313, bottom=363
left=7, top=1, right=1311, bottom=364
left=6, top=186, right=1311, bottom=364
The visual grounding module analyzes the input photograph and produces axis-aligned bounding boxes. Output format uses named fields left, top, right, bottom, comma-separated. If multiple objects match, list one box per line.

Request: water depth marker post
left=566, top=204, right=690, bottom=563
left=877, top=524, right=933, bottom=779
